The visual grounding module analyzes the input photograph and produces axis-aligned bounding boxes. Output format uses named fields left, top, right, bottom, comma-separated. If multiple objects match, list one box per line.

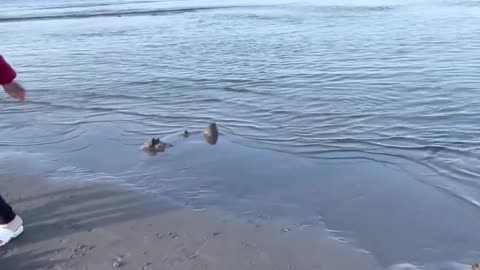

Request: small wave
left=0, top=5, right=276, bottom=23
left=310, top=5, right=397, bottom=13
left=79, top=30, right=130, bottom=38
left=0, top=128, right=88, bottom=147
left=217, top=12, right=306, bottom=25
left=388, top=262, right=475, bottom=270
left=35, top=0, right=158, bottom=11
left=221, top=86, right=275, bottom=97
left=441, top=0, right=480, bottom=7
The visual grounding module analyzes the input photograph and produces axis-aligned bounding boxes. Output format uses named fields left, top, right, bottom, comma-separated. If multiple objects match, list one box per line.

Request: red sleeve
left=0, top=55, right=17, bottom=85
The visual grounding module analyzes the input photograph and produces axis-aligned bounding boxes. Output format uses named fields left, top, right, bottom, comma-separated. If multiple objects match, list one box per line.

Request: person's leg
left=0, top=195, right=16, bottom=225
left=0, top=195, right=23, bottom=245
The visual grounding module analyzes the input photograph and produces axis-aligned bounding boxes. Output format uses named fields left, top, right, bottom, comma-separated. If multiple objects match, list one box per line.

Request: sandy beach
left=0, top=174, right=383, bottom=270
left=0, top=133, right=479, bottom=269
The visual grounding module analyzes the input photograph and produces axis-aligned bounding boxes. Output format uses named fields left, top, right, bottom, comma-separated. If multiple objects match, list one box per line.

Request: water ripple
left=0, top=4, right=280, bottom=23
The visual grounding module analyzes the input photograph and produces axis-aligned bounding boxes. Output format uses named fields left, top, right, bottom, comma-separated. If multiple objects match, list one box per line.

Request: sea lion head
left=204, top=123, right=219, bottom=145
left=204, top=122, right=218, bottom=136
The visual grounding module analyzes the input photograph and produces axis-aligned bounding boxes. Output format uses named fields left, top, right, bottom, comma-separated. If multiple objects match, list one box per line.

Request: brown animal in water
left=142, top=137, right=171, bottom=153
left=204, top=122, right=219, bottom=145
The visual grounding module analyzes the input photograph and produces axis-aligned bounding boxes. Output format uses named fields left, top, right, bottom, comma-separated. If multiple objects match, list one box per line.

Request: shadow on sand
left=0, top=181, right=175, bottom=269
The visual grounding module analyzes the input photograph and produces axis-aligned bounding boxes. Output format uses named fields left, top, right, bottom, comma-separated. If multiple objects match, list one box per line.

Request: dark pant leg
left=0, top=195, right=15, bottom=224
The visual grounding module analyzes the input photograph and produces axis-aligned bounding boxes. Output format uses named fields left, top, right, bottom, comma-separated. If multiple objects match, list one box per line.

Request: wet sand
left=1, top=132, right=480, bottom=269
left=0, top=174, right=382, bottom=270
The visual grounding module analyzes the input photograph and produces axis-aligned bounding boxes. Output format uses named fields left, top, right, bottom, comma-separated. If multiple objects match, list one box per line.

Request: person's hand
left=2, top=80, right=26, bottom=102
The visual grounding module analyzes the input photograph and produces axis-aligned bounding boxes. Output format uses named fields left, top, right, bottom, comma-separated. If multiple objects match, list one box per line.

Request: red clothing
left=0, top=55, right=17, bottom=85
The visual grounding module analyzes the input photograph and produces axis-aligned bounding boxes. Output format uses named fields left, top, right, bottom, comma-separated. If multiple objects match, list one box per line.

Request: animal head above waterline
left=204, top=122, right=219, bottom=145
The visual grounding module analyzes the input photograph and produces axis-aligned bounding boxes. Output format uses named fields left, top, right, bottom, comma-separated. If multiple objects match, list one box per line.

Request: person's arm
left=0, top=55, right=17, bottom=85
left=0, top=55, right=26, bottom=102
